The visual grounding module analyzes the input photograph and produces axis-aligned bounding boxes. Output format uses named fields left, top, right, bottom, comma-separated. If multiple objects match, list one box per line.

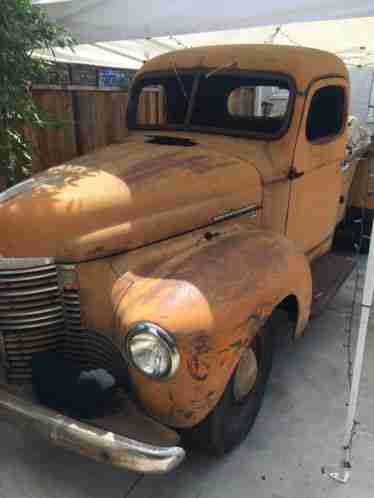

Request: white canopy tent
left=33, top=0, right=374, bottom=484
left=34, top=16, right=374, bottom=69
left=33, top=0, right=374, bottom=44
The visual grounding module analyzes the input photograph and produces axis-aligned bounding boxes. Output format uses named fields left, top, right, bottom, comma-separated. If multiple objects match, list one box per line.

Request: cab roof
left=138, top=44, right=348, bottom=92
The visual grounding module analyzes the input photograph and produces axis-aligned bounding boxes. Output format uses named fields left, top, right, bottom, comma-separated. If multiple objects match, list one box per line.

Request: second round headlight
left=125, top=322, right=180, bottom=379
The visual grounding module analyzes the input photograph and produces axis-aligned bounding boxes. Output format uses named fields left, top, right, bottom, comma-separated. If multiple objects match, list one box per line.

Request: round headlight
left=125, top=322, right=180, bottom=379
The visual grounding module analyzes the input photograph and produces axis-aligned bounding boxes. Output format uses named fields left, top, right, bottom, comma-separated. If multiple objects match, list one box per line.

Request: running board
left=310, top=252, right=356, bottom=318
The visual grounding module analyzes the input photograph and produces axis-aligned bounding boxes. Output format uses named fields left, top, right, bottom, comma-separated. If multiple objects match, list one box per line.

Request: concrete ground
left=0, top=257, right=373, bottom=498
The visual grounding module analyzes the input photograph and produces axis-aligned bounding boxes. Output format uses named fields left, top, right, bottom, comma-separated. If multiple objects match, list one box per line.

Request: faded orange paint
left=0, top=140, right=262, bottom=261
left=138, top=44, right=348, bottom=94
left=111, top=224, right=311, bottom=427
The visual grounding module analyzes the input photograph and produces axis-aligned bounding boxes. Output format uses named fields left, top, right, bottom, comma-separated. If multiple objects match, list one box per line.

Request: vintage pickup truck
left=0, top=44, right=363, bottom=473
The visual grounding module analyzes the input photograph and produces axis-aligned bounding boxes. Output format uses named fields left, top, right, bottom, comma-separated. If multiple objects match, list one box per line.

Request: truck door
left=286, top=77, right=348, bottom=254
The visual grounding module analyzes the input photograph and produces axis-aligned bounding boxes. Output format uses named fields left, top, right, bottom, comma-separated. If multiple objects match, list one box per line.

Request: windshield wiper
left=205, top=61, right=238, bottom=79
left=173, top=61, right=188, bottom=101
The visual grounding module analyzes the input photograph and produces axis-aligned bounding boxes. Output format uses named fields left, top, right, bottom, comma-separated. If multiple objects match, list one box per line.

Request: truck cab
left=0, top=45, right=355, bottom=473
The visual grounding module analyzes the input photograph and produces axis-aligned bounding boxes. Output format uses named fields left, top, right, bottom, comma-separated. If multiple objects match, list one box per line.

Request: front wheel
left=186, top=321, right=273, bottom=455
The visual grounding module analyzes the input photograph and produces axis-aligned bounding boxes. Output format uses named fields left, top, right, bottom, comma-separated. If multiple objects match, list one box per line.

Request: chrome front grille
left=0, top=258, right=127, bottom=384
left=0, top=260, right=65, bottom=382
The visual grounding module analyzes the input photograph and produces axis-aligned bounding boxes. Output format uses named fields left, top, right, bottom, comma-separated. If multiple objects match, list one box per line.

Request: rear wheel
left=185, top=321, right=273, bottom=455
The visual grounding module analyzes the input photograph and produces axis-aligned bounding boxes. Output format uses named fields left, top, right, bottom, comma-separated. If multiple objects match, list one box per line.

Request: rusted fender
left=112, top=224, right=312, bottom=428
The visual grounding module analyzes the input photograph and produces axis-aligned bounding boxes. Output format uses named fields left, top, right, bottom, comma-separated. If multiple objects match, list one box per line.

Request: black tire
left=184, top=321, right=273, bottom=455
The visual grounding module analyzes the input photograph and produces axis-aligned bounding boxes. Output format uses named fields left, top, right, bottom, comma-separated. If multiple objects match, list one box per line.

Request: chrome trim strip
left=0, top=258, right=55, bottom=271
left=0, top=388, right=185, bottom=473
left=0, top=299, right=62, bottom=311
left=0, top=318, right=65, bottom=331
left=0, top=285, right=60, bottom=298
left=212, top=204, right=259, bottom=223
left=0, top=272, right=57, bottom=283
left=0, top=306, right=62, bottom=323
left=5, top=331, right=64, bottom=342
left=0, top=309, right=63, bottom=327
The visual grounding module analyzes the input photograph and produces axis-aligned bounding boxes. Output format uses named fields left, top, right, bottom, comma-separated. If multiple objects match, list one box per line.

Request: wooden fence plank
left=27, top=90, right=77, bottom=173
left=74, top=91, right=128, bottom=155
left=27, top=88, right=128, bottom=171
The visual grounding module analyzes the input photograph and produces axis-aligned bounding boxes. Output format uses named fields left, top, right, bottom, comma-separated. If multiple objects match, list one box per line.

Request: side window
left=306, top=85, right=346, bottom=142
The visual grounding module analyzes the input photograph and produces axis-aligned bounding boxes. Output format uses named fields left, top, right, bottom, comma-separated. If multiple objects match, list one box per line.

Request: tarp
left=33, top=0, right=374, bottom=44
left=32, top=0, right=374, bottom=68
left=35, top=17, right=374, bottom=69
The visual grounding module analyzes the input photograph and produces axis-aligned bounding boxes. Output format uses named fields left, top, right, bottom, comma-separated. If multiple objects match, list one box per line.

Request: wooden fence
left=26, top=86, right=129, bottom=173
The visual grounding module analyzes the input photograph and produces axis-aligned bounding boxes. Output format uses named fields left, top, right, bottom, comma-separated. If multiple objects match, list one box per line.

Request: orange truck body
left=0, top=44, right=363, bottom=472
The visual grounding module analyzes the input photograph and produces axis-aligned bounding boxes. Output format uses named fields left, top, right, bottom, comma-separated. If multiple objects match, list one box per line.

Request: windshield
left=128, top=71, right=294, bottom=139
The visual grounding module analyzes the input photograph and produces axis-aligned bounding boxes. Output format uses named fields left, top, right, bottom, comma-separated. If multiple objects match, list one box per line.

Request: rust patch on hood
left=122, top=153, right=209, bottom=182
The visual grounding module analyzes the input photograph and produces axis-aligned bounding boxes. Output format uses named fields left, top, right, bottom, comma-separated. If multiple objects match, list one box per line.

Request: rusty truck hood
left=0, top=132, right=265, bottom=261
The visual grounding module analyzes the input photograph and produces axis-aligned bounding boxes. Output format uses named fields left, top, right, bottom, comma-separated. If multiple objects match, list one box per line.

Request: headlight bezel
left=124, top=321, right=180, bottom=379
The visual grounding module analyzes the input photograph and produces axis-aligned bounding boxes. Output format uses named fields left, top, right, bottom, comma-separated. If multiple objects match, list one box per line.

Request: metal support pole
left=325, top=209, right=374, bottom=483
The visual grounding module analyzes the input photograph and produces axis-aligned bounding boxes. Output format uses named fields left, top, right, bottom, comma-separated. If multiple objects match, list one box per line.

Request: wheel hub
left=233, top=347, right=258, bottom=402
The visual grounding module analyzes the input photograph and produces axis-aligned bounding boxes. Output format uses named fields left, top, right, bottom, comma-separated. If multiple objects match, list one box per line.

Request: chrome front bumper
left=0, top=387, right=185, bottom=474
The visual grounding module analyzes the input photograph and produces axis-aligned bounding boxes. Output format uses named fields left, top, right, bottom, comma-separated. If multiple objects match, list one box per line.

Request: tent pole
left=324, top=201, right=374, bottom=483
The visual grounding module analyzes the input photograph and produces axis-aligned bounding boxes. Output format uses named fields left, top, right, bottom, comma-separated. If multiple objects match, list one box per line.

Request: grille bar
left=1, top=305, right=62, bottom=319
left=0, top=270, right=57, bottom=281
left=0, top=285, right=60, bottom=298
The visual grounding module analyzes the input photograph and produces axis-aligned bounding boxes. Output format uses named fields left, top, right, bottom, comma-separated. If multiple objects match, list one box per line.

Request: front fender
left=112, top=224, right=312, bottom=428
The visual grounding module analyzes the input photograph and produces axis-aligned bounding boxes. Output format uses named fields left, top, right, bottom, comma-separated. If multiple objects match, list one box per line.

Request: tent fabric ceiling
left=35, top=17, right=374, bottom=70
left=33, top=0, right=374, bottom=43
